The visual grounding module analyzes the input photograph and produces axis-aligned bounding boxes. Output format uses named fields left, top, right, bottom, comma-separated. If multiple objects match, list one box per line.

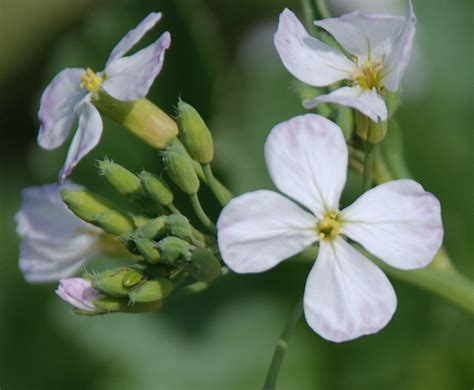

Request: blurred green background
left=0, top=0, right=473, bottom=388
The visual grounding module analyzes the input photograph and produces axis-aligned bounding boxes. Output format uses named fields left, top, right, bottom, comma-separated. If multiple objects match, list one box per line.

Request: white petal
left=106, top=12, right=163, bottom=65
left=383, top=1, right=416, bottom=91
left=103, top=32, right=171, bottom=101
left=341, top=180, right=443, bottom=270
left=59, top=100, right=103, bottom=182
left=264, top=114, right=347, bottom=218
left=37, top=68, right=87, bottom=149
left=315, top=11, right=404, bottom=59
left=304, top=238, right=396, bottom=342
left=304, top=86, right=387, bottom=122
left=217, top=190, right=317, bottom=273
left=274, top=8, right=354, bottom=87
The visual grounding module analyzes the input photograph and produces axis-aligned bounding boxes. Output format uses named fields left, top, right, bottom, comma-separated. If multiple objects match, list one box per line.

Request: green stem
left=315, top=0, right=331, bottom=19
left=189, top=193, right=217, bottom=234
left=192, top=160, right=233, bottom=202
left=172, top=267, right=230, bottom=298
left=263, top=298, right=304, bottom=390
left=301, top=0, right=318, bottom=33
left=202, top=163, right=231, bottom=206
left=362, top=141, right=376, bottom=191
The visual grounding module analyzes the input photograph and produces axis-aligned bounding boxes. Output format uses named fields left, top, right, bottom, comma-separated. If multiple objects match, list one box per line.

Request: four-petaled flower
left=16, top=183, right=100, bottom=283
left=38, top=12, right=171, bottom=181
left=274, top=3, right=415, bottom=122
left=56, top=277, right=104, bottom=313
left=217, top=114, right=443, bottom=342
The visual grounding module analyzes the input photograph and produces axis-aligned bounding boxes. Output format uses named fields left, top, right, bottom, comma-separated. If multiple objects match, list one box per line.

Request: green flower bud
left=93, top=92, right=178, bottom=150
left=139, top=171, right=174, bottom=206
left=136, top=216, right=167, bottom=239
left=123, top=270, right=144, bottom=287
left=61, top=190, right=135, bottom=235
left=93, top=297, right=129, bottom=312
left=176, top=99, right=214, bottom=163
left=157, top=237, right=192, bottom=265
left=97, top=159, right=142, bottom=197
left=128, top=278, right=173, bottom=303
left=186, top=248, right=221, bottom=283
left=162, top=141, right=200, bottom=195
left=166, top=214, right=193, bottom=240
left=368, top=119, right=387, bottom=144
left=93, top=269, right=131, bottom=297
left=135, top=237, right=161, bottom=264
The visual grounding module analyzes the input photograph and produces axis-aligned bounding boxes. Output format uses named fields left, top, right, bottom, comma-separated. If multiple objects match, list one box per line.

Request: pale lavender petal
left=304, top=86, right=387, bottom=122
left=59, top=100, right=103, bottom=182
left=304, top=238, right=396, bottom=342
left=106, top=12, right=163, bottom=65
left=103, top=32, right=171, bottom=101
left=315, top=11, right=404, bottom=59
left=56, top=278, right=103, bottom=312
left=274, top=8, right=354, bottom=87
left=341, top=180, right=443, bottom=270
left=37, top=68, right=88, bottom=149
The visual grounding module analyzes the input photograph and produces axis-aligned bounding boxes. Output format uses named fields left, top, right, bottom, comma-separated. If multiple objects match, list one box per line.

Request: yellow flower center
left=316, top=211, right=342, bottom=241
left=352, top=58, right=386, bottom=92
left=80, top=68, right=104, bottom=93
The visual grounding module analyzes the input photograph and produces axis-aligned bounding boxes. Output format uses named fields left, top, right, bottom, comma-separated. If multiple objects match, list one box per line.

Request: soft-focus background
left=0, top=0, right=473, bottom=388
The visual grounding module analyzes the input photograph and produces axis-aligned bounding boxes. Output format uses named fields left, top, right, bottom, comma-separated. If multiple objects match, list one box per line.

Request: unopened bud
left=186, top=248, right=221, bottom=283
left=92, top=268, right=131, bottom=297
left=139, top=171, right=174, bottom=206
left=162, top=141, right=200, bottom=194
left=97, top=159, right=142, bottom=197
left=93, top=296, right=129, bottom=312
left=61, top=190, right=135, bottom=235
left=166, top=214, right=193, bottom=240
left=368, top=119, right=387, bottom=144
left=93, top=92, right=178, bottom=150
left=176, top=100, right=214, bottom=163
left=128, top=278, right=173, bottom=303
left=135, top=237, right=161, bottom=263
left=136, top=216, right=167, bottom=239
left=157, top=237, right=192, bottom=265
left=123, top=270, right=144, bottom=287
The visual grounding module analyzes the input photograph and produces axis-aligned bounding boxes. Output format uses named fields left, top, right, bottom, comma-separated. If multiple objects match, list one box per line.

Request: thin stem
left=172, top=267, right=230, bottom=298
left=301, top=0, right=318, bottom=33
left=189, top=193, right=217, bottom=234
left=315, top=0, right=331, bottom=19
left=202, top=163, right=231, bottom=206
left=192, top=159, right=233, bottom=202
left=362, top=141, right=376, bottom=192
left=262, top=298, right=304, bottom=390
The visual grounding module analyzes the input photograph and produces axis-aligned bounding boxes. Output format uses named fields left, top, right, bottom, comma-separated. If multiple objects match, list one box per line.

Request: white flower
left=217, top=114, right=443, bottom=342
left=56, top=278, right=104, bottom=313
left=38, top=12, right=171, bottom=181
left=274, top=3, right=416, bottom=122
left=16, top=183, right=100, bottom=283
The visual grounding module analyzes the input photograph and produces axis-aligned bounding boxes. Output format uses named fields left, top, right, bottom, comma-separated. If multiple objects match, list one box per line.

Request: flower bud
left=176, top=99, right=214, bottom=163
left=56, top=278, right=104, bottom=314
left=93, top=296, right=129, bottom=312
left=92, top=268, right=131, bottom=297
left=185, top=248, right=221, bottom=283
left=162, top=141, right=200, bottom=194
left=166, top=214, right=193, bottom=241
left=136, top=216, right=167, bottom=239
left=128, top=278, right=173, bottom=303
left=122, top=270, right=144, bottom=287
left=135, top=237, right=161, bottom=264
left=139, top=171, right=174, bottom=206
left=93, top=92, right=178, bottom=150
left=157, top=236, right=192, bottom=265
left=61, top=189, right=135, bottom=235
left=97, top=159, right=142, bottom=197
left=368, top=119, right=387, bottom=144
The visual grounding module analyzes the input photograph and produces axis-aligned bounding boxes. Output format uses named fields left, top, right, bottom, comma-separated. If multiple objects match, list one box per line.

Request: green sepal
left=128, top=278, right=173, bottom=303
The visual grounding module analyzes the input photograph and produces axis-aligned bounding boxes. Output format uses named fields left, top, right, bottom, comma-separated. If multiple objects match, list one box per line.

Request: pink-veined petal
left=304, top=86, right=387, bottom=122
left=274, top=8, right=354, bottom=87
left=217, top=190, right=317, bottom=273
left=103, top=31, right=171, bottom=101
left=265, top=114, right=348, bottom=218
left=341, top=180, right=443, bottom=270
left=315, top=11, right=404, bottom=59
left=37, top=68, right=87, bottom=149
left=304, top=237, right=396, bottom=342
left=383, top=1, right=416, bottom=91
left=59, top=100, right=103, bottom=182
left=56, top=278, right=103, bottom=312
left=106, top=12, right=163, bottom=65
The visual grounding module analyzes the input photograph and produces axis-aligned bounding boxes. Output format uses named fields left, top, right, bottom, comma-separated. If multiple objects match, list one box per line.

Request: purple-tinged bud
left=56, top=278, right=104, bottom=314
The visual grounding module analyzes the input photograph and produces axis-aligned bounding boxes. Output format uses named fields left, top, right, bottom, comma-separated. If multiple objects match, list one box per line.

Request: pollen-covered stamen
left=352, top=58, right=386, bottom=92
left=316, top=211, right=342, bottom=241
left=80, top=68, right=104, bottom=93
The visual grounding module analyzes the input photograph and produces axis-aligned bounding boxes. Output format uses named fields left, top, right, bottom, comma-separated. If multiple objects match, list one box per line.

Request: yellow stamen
left=316, top=211, right=342, bottom=242
left=80, top=68, right=104, bottom=93
left=352, top=58, right=386, bottom=93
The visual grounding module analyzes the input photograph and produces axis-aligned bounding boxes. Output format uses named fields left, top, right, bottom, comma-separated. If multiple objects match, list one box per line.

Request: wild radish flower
left=56, top=278, right=104, bottom=313
left=16, top=183, right=100, bottom=283
left=274, top=3, right=416, bottom=122
left=217, top=114, right=443, bottom=342
left=38, top=12, right=171, bottom=181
